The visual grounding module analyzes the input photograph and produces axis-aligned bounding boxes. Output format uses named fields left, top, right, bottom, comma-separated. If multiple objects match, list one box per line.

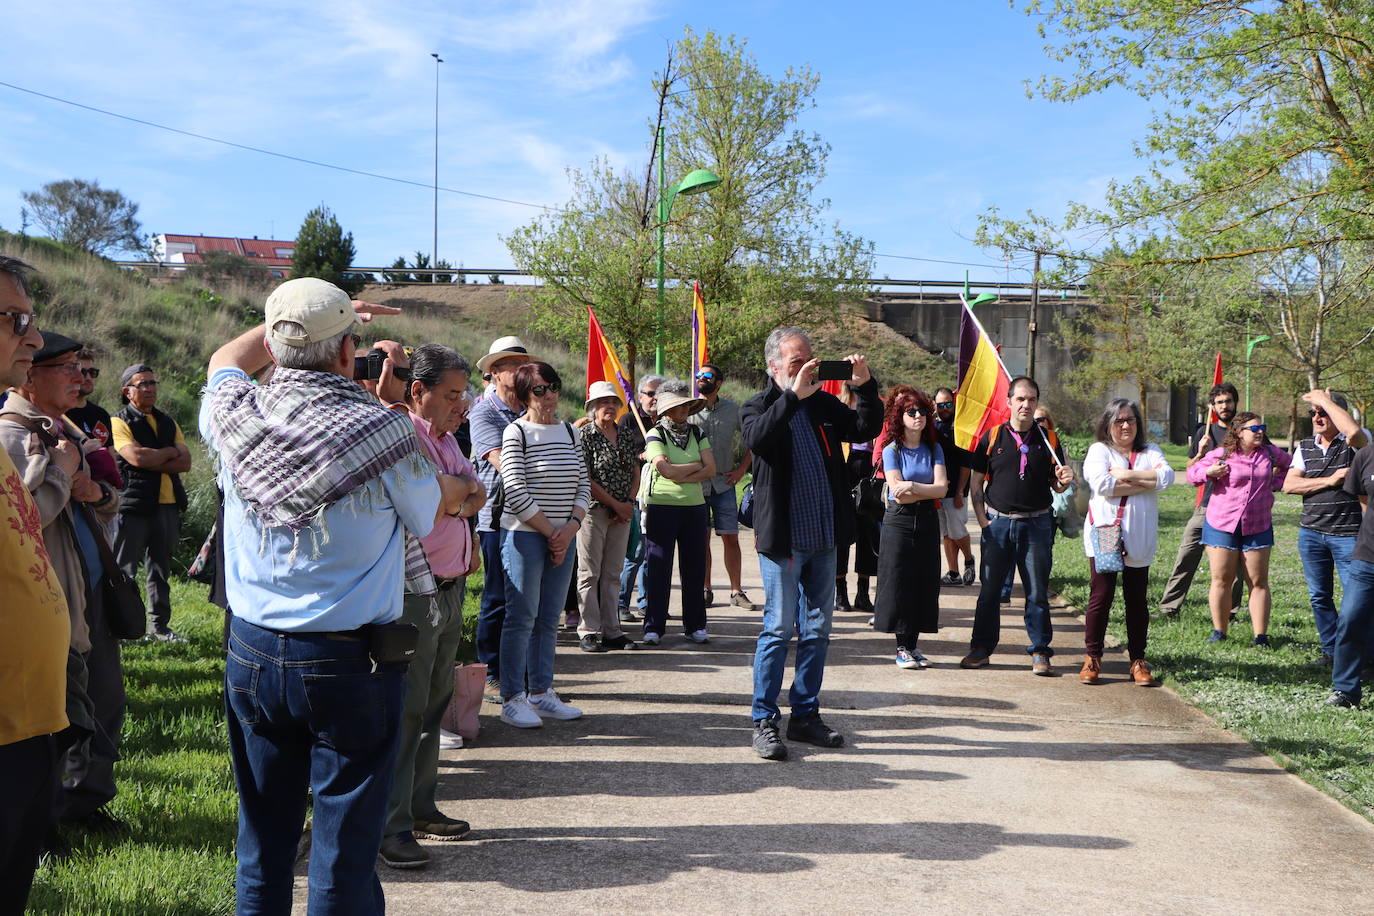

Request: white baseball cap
left=264, top=278, right=355, bottom=346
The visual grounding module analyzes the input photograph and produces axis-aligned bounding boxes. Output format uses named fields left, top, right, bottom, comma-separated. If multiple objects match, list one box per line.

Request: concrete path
left=352, top=535, right=1372, bottom=914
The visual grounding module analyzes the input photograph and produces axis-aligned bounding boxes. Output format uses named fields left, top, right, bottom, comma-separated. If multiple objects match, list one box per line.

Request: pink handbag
left=442, top=663, right=488, bottom=742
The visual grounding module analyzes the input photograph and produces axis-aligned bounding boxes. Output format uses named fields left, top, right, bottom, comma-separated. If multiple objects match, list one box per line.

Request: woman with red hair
left=873, top=386, right=948, bottom=669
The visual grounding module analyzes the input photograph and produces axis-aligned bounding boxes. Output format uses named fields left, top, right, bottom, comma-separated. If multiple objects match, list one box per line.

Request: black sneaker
left=67, top=807, right=130, bottom=836
left=578, top=634, right=607, bottom=653
left=961, top=562, right=976, bottom=586
left=786, top=712, right=844, bottom=748
left=1310, top=653, right=1334, bottom=668
left=1324, top=690, right=1358, bottom=709
left=600, top=634, right=638, bottom=650
left=752, top=719, right=788, bottom=760
left=1253, top=634, right=1271, bottom=649
left=940, top=571, right=962, bottom=586
left=379, top=831, right=430, bottom=869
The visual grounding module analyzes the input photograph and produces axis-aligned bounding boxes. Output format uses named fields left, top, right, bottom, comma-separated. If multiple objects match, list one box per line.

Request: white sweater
left=1081, top=441, right=1176, bottom=567
left=499, top=419, right=591, bottom=533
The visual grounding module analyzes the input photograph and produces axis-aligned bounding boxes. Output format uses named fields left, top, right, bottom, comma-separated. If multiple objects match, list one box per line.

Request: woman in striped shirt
left=496, top=362, right=591, bottom=729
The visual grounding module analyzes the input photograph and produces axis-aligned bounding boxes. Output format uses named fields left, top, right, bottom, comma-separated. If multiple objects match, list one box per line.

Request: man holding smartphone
left=741, top=328, right=882, bottom=760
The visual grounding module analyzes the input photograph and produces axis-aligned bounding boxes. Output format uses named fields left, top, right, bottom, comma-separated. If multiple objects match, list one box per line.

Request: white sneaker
left=438, top=728, right=463, bottom=749
left=910, top=648, right=932, bottom=669
left=688, top=629, right=709, bottom=644
left=643, top=632, right=661, bottom=645
left=527, top=689, right=583, bottom=720
left=499, top=693, right=543, bottom=728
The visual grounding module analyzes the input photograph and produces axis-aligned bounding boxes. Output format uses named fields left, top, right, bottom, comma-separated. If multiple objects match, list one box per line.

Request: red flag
left=586, top=307, right=635, bottom=419
left=1196, top=352, right=1224, bottom=507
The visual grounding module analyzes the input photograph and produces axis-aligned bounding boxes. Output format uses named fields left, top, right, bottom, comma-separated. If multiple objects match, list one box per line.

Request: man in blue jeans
left=1283, top=389, right=1367, bottom=667
left=1327, top=433, right=1374, bottom=708
left=740, top=327, right=881, bottom=760
left=964, top=377, right=1073, bottom=676
left=203, top=279, right=465, bottom=914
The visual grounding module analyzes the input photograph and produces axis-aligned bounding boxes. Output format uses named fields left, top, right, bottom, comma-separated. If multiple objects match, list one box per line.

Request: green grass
left=1051, top=483, right=1374, bottom=819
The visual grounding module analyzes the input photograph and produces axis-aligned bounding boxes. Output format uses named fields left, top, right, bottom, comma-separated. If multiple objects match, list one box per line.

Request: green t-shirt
left=643, top=426, right=707, bottom=507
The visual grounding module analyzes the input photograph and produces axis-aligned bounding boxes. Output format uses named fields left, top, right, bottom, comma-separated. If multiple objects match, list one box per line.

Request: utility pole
left=1027, top=250, right=1042, bottom=379
left=431, top=52, right=443, bottom=283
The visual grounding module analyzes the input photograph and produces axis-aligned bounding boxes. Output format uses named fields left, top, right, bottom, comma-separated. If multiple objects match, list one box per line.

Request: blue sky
left=0, top=0, right=1151, bottom=281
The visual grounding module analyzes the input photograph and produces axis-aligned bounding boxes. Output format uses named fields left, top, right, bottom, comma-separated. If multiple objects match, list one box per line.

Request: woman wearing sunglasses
left=873, top=386, right=947, bottom=669
left=495, top=362, right=590, bottom=729
left=1186, top=412, right=1292, bottom=646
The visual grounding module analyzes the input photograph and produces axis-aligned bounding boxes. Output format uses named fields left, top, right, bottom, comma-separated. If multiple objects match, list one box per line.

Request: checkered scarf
left=207, top=368, right=436, bottom=594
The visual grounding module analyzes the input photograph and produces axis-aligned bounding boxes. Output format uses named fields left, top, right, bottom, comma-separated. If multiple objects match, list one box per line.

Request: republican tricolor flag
left=690, top=281, right=708, bottom=396
left=586, top=306, right=635, bottom=418
left=953, top=298, right=1012, bottom=451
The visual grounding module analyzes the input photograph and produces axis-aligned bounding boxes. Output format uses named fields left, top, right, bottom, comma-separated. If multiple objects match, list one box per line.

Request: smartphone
left=817, top=360, right=851, bottom=382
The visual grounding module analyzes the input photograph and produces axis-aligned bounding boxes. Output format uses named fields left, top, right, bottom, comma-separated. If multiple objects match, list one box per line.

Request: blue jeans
left=1298, top=527, right=1355, bottom=657
left=500, top=529, right=577, bottom=699
left=972, top=513, right=1055, bottom=655
left=752, top=547, right=836, bottom=722
left=618, top=514, right=649, bottom=611
left=1332, top=558, right=1374, bottom=702
left=225, top=616, right=405, bottom=916
left=477, top=528, right=507, bottom=680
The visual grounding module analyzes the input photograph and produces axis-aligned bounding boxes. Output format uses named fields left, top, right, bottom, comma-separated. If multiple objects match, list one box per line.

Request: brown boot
left=1130, top=658, right=1157, bottom=687
left=1078, top=656, right=1101, bottom=685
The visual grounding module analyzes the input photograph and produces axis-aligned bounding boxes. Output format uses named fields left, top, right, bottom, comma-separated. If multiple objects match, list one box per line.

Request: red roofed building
left=153, top=234, right=296, bottom=277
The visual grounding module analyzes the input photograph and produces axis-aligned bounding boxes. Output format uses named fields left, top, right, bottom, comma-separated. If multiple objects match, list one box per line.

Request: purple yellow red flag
left=690, top=281, right=708, bottom=396
left=586, top=306, right=634, bottom=418
left=954, top=298, right=1012, bottom=451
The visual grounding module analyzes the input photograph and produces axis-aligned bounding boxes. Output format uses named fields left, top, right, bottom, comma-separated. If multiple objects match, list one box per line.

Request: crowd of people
left=3, top=260, right=1373, bottom=914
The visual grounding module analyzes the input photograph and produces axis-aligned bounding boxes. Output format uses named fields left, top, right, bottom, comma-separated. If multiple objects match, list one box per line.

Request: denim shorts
left=1201, top=520, right=1274, bottom=552
left=704, top=486, right=739, bottom=535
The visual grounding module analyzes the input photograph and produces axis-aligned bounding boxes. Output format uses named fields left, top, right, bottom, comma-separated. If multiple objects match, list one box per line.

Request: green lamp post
left=655, top=126, right=720, bottom=374
left=1245, top=334, right=1270, bottom=411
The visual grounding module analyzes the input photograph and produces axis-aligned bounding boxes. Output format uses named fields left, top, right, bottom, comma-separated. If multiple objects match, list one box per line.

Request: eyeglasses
left=131, top=380, right=159, bottom=390
left=34, top=362, right=82, bottom=375
left=935, top=401, right=954, bottom=409
left=530, top=382, right=561, bottom=397
left=0, top=311, right=35, bottom=336
left=639, top=390, right=658, bottom=398
left=1245, top=424, right=1266, bottom=434
left=80, top=367, right=99, bottom=379
left=904, top=407, right=928, bottom=418
left=1309, top=408, right=1328, bottom=419
left=1113, top=417, right=1137, bottom=426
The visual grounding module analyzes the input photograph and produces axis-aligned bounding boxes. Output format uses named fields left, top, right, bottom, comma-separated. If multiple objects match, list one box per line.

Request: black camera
left=353, top=348, right=412, bottom=382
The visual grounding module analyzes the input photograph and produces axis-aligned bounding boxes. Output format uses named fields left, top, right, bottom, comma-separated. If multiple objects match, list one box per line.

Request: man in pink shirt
left=382, top=344, right=486, bottom=870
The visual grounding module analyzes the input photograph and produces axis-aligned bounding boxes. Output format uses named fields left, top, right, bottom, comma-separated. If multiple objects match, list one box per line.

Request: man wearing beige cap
left=469, top=335, right=539, bottom=699
left=201, top=277, right=468, bottom=913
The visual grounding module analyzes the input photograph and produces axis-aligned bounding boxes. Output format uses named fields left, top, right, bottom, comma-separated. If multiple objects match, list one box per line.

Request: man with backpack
left=963, top=376, right=1074, bottom=676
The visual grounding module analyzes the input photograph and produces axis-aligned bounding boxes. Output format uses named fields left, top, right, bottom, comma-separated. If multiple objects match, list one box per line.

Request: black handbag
left=738, top=482, right=755, bottom=528
left=853, top=472, right=886, bottom=521
left=78, top=503, right=147, bottom=640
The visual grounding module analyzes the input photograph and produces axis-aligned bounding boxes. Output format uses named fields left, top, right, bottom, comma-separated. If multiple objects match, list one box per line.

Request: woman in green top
left=642, top=379, right=715, bottom=646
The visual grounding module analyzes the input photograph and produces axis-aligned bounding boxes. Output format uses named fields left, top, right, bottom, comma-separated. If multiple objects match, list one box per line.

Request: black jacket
left=115, top=404, right=188, bottom=515
left=741, top=378, right=883, bottom=558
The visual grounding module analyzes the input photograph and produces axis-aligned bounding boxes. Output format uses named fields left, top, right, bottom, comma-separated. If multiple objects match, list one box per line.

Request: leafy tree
left=383, top=256, right=411, bottom=283
left=506, top=29, right=872, bottom=381
left=192, top=250, right=273, bottom=286
left=20, top=178, right=143, bottom=256
left=290, top=206, right=362, bottom=294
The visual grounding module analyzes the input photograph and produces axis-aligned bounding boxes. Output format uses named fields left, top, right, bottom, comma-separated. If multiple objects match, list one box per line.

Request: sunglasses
left=530, top=382, right=561, bottom=397
left=130, top=379, right=159, bottom=390
left=935, top=401, right=954, bottom=409
left=903, top=407, right=928, bottom=418
left=0, top=310, right=35, bottom=336
left=1309, top=408, right=1327, bottom=419
left=1245, top=424, right=1266, bottom=434
left=350, top=333, right=362, bottom=348
left=81, top=367, right=100, bottom=378
left=639, top=390, right=658, bottom=398
left=695, top=372, right=717, bottom=381
left=1035, top=416, right=1050, bottom=425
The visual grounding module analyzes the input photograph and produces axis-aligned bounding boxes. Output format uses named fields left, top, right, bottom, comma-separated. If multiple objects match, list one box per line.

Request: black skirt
left=872, top=501, right=941, bottom=635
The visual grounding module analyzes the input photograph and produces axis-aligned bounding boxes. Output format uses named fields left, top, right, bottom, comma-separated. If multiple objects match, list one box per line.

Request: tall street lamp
left=1245, top=333, right=1270, bottom=411
left=431, top=52, right=443, bottom=283
left=655, top=124, right=720, bottom=374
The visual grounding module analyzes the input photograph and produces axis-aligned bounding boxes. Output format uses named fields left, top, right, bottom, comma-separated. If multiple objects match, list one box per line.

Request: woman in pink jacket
left=1186, top=412, right=1291, bottom=646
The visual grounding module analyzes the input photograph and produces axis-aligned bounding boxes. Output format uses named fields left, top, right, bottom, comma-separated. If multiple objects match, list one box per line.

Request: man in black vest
left=111, top=364, right=191, bottom=641
left=1283, top=389, right=1368, bottom=666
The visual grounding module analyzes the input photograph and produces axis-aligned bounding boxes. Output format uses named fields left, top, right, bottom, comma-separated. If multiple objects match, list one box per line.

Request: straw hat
left=584, top=380, right=623, bottom=409
left=654, top=388, right=706, bottom=416
left=476, top=335, right=540, bottom=372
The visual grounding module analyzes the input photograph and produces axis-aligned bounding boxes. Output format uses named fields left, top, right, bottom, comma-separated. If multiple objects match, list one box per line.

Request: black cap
left=33, top=331, right=82, bottom=364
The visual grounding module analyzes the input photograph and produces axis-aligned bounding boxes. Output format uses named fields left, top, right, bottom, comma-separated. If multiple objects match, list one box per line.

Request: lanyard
left=1006, top=425, right=1031, bottom=479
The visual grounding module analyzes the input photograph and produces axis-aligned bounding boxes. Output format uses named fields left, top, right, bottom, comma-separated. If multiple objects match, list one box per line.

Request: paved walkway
left=331, top=535, right=1372, bottom=914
